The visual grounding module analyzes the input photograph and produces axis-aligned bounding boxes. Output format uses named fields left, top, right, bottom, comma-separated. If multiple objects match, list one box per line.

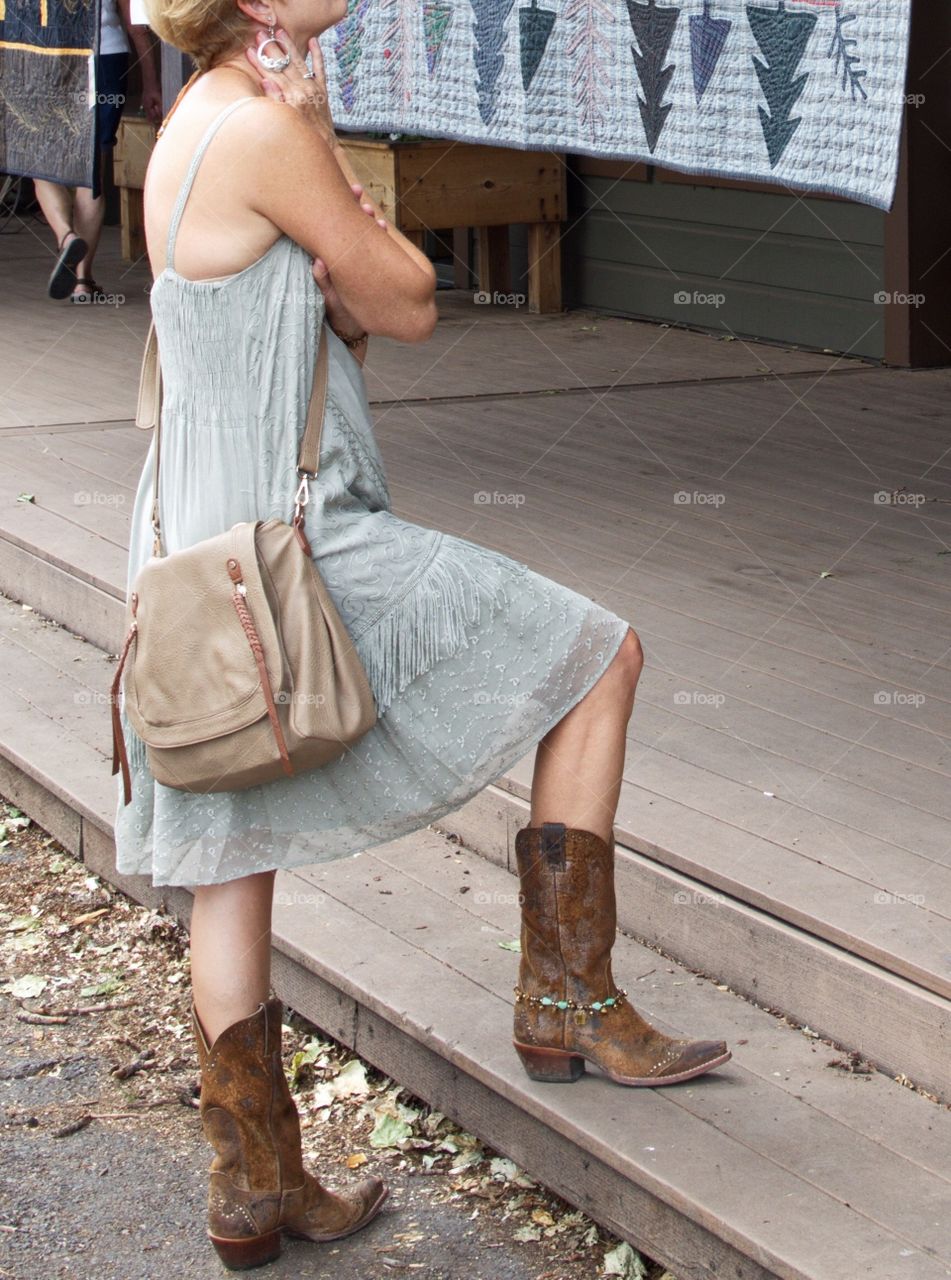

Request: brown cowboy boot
left=192, top=996, right=387, bottom=1269
left=512, top=823, right=731, bottom=1086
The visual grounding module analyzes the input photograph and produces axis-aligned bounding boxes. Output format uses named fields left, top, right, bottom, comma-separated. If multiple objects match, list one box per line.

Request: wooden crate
left=114, top=115, right=156, bottom=263
left=339, top=136, right=566, bottom=313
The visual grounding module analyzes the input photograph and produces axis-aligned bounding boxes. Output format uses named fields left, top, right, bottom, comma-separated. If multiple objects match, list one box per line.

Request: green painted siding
left=561, top=169, right=886, bottom=361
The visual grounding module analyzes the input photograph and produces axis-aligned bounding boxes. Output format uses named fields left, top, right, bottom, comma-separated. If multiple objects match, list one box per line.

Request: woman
left=40, top=0, right=162, bottom=302
left=119, top=0, right=732, bottom=1267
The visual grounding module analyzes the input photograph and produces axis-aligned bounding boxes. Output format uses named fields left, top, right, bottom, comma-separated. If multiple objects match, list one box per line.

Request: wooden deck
left=2, top=227, right=951, bottom=1075
left=2, top=225, right=951, bottom=1278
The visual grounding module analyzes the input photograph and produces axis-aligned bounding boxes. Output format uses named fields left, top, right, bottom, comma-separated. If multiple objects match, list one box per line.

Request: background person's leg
left=72, top=52, right=130, bottom=296
left=71, top=182, right=106, bottom=292
left=32, top=179, right=75, bottom=248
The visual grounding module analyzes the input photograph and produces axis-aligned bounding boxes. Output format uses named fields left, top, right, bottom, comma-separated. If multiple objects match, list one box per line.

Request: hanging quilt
left=319, top=0, right=912, bottom=212
left=0, top=0, right=99, bottom=189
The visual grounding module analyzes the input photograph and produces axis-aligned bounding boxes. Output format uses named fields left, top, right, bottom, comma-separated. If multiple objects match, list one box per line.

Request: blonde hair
left=145, top=0, right=256, bottom=72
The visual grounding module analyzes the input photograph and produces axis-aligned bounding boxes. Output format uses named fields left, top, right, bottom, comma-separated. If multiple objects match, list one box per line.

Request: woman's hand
left=311, top=254, right=361, bottom=337
left=245, top=29, right=336, bottom=148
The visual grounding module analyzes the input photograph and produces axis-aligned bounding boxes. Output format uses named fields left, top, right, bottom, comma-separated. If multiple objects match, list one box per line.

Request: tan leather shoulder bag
left=110, top=321, right=378, bottom=804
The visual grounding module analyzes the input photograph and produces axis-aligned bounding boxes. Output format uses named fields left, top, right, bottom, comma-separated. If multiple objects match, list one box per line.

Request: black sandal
left=69, top=277, right=105, bottom=305
left=48, top=230, right=88, bottom=300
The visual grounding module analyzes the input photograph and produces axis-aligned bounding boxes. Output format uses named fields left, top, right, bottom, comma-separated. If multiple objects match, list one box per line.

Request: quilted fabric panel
left=318, top=0, right=912, bottom=212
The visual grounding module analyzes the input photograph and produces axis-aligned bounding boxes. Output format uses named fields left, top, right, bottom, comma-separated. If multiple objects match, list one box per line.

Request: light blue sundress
left=114, top=96, right=632, bottom=887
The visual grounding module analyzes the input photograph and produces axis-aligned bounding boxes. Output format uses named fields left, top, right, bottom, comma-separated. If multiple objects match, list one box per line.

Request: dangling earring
left=256, top=18, right=291, bottom=71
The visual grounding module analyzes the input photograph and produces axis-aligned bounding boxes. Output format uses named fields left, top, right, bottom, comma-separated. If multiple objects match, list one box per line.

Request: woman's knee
left=612, top=626, right=644, bottom=693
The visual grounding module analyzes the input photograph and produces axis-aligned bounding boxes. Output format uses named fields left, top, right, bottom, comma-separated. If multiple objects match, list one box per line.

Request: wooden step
left=1, top=596, right=949, bottom=1280
left=0, top=414, right=949, bottom=1100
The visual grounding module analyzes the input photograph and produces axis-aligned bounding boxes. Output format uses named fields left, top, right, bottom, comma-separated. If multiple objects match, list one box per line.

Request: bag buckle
left=293, top=473, right=311, bottom=522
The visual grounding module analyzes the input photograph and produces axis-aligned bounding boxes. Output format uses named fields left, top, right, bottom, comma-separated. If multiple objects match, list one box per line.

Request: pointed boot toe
left=283, top=1172, right=388, bottom=1243
left=651, top=1038, right=731, bottom=1083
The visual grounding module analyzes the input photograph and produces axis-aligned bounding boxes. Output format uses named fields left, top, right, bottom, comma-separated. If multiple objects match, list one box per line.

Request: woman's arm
left=117, top=0, right=162, bottom=125
left=243, top=31, right=437, bottom=345
left=249, top=107, right=437, bottom=344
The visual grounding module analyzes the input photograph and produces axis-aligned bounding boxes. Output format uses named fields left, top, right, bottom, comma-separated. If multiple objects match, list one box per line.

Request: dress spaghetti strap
left=165, top=96, right=259, bottom=270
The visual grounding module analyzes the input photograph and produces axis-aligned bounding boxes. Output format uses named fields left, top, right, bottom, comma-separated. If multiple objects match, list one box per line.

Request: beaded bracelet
left=513, top=985, right=627, bottom=1014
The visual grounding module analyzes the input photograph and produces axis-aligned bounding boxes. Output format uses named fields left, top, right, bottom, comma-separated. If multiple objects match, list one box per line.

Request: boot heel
left=514, top=1041, right=585, bottom=1083
left=208, top=1229, right=282, bottom=1270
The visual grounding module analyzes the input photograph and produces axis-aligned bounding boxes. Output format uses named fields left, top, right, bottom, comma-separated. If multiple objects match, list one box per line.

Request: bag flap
left=124, top=522, right=286, bottom=747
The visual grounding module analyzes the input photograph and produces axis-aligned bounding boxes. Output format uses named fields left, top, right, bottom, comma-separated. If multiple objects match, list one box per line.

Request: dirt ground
left=0, top=799, right=672, bottom=1280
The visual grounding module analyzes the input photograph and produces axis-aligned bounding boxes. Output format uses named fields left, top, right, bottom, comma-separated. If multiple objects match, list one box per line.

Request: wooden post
left=526, top=222, right=563, bottom=315
left=882, top=2, right=951, bottom=367
left=452, top=228, right=471, bottom=290
left=475, top=226, right=511, bottom=300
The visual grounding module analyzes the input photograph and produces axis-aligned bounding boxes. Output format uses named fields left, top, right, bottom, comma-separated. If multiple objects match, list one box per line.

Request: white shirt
left=100, top=0, right=131, bottom=56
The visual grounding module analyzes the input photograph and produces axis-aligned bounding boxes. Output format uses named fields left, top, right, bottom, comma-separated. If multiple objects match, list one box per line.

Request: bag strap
left=136, top=319, right=329, bottom=557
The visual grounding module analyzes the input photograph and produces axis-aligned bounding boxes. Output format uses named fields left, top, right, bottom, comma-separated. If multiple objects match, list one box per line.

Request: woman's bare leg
left=189, top=868, right=276, bottom=1046
left=32, top=179, right=75, bottom=248
left=529, top=627, right=643, bottom=844
left=71, top=180, right=106, bottom=286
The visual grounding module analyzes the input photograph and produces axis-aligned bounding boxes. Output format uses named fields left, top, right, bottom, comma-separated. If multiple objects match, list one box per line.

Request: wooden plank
left=655, top=165, right=855, bottom=206
left=570, top=261, right=883, bottom=363
left=0, top=535, right=125, bottom=654
left=380, top=449, right=951, bottom=654
left=119, top=187, right=147, bottom=264
left=114, top=116, right=156, bottom=190
left=573, top=156, right=650, bottom=182
left=379, top=458, right=951, bottom=703
left=396, top=143, right=565, bottom=230
left=475, top=225, right=510, bottom=297
left=377, top=403, right=951, bottom=573
left=576, top=172, right=885, bottom=245
left=572, top=211, right=882, bottom=301
left=527, top=221, right=563, bottom=315
left=881, top=2, right=951, bottom=367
